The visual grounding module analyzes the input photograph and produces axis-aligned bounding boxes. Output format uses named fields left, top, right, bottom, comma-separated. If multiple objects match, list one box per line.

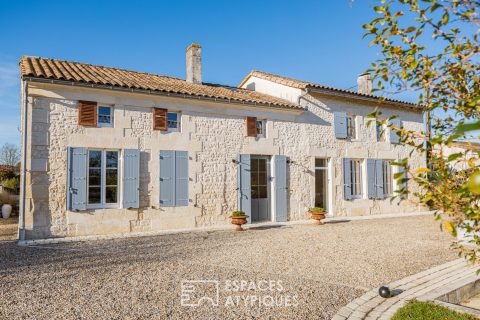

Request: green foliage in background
left=363, top=0, right=480, bottom=263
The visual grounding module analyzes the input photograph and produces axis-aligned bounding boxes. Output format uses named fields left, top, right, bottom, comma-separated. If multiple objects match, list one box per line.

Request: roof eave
left=24, top=76, right=304, bottom=113
left=306, top=86, right=421, bottom=111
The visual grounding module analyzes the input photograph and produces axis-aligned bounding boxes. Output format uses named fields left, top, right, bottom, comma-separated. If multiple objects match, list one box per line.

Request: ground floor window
left=88, top=150, right=119, bottom=207
left=315, top=158, right=328, bottom=210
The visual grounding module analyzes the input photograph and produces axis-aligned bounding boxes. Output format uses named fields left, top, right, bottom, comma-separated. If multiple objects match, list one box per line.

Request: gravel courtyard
left=0, top=215, right=457, bottom=319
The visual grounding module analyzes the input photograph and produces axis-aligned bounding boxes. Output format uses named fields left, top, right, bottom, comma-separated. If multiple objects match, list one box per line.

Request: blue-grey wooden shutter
left=375, top=160, right=385, bottom=199
left=123, top=149, right=140, bottom=209
left=334, top=112, right=348, bottom=139
left=68, top=147, right=87, bottom=211
left=390, top=118, right=401, bottom=144
left=237, top=154, right=251, bottom=223
left=343, top=158, right=352, bottom=200
left=175, top=151, right=189, bottom=206
left=274, top=155, right=287, bottom=222
left=160, top=150, right=175, bottom=207
left=366, top=159, right=377, bottom=199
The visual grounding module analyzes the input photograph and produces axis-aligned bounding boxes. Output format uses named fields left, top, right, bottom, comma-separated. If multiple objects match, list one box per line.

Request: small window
left=383, top=161, right=392, bottom=196
left=167, top=112, right=180, bottom=132
left=350, top=159, right=362, bottom=197
left=376, top=121, right=386, bottom=142
left=87, top=149, right=119, bottom=208
left=347, top=115, right=356, bottom=139
left=97, top=106, right=113, bottom=127
left=256, top=120, right=266, bottom=138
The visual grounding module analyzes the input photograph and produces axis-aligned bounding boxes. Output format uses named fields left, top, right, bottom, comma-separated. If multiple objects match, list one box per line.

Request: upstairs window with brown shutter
left=78, top=101, right=98, bottom=127
left=153, top=108, right=168, bottom=131
left=246, top=116, right=257, bottom=137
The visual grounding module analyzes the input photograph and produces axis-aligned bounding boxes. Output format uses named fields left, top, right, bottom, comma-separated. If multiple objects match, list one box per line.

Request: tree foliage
left=0, top=143, right=20, bottom=167
left=363, top=0, right=480, bottom=263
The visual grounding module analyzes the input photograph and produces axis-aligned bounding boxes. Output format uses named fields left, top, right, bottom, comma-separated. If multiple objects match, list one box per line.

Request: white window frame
left=97, top=105, right=114, bottom=128
left=256, top=119, right=266, bottom=138
left=87, top=149, right=120, bottom=209
left=350, top=159, right=363, bottom=198
left=167, top=112, right=181, bottom=132
left=347, top=114, right=357, bottom=139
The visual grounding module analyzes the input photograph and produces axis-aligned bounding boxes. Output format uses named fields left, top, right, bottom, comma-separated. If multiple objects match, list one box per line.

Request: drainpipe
left=297, top=88, right=310, bottom=106
left=19, top=79, right=28, bottom=241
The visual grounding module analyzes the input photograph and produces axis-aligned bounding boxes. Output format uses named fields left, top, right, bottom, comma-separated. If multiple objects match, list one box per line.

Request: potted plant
left=230, top=211, right=248, bottom=231
left=309, top=207, right=326, bottom=225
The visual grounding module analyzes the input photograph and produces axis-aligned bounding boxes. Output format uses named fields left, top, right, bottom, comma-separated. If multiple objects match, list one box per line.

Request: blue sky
left=0, top=0, right=414, bottom=147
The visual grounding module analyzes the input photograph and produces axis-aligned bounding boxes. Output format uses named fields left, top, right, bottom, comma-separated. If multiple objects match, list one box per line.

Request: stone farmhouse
left=18, top=44, right=425, bottom=240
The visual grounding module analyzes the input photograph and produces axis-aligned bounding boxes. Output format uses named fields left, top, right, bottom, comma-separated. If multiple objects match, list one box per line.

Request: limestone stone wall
left=23, top=82, right=425, bottom=239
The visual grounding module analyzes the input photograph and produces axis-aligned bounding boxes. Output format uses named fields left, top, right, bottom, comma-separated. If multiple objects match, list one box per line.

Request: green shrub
left=3, top=177, right=19, bottom=191
left=231, top=211, right=246, bottom=217
left=392, top=300, right=476, bottom=320
left=309, top=207, right=325, bottom=213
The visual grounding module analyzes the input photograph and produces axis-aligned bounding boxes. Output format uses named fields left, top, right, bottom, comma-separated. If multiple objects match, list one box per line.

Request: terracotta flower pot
left=309, top=211, right=326, bottom=225
left=230, top=215, right=248, bottom=231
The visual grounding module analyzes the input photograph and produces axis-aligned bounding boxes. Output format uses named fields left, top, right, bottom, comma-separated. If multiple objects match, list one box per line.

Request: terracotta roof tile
left=241, top=70, right=419, bottom=108
left=20, top=56, right=301, bottom=110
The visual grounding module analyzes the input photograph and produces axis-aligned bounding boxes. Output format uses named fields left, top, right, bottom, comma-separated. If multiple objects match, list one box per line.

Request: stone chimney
left=357, top=74, right=373, bottom=95
left=186, top=43, right=202, bottom=84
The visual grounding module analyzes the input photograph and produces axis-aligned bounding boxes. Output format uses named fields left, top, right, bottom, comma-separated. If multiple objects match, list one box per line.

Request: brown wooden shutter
left=246, top=116, right=257, bottom=137
left=78, top=101, right=97, bottom=126
left=153, top=108, right=168, bottom=131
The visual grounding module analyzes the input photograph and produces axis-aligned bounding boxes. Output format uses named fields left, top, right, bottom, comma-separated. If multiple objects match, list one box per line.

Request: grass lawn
left=392, top=301, right=477, bottom=320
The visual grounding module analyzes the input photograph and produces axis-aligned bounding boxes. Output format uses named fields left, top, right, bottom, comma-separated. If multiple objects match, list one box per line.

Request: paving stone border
left=16, top=211, right=433, bottom=246
left=333, top=258, right=480, bottom=320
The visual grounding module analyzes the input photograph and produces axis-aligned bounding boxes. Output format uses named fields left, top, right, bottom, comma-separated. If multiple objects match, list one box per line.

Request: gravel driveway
left=0, top=215, right=457, bottom=319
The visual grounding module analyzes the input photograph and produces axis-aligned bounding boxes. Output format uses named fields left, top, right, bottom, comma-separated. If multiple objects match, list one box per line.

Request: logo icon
left=181, top=280, right=220, bottom=307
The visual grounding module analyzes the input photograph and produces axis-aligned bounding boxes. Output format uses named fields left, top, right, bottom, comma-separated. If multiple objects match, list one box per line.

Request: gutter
left=306, top=86, right=419, bottom=110
left=24, top=77, right=305, bottom=113
left=19, top=79, right=28, bottom=241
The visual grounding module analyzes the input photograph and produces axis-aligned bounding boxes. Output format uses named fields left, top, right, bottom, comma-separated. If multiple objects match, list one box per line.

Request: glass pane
left=258, top=172, right=267, bottom=185
left=98, top=107, right=112, bottom=124
left=315, top=169, right=327, bottom=209
left=89, top=151, right=101, bottom=168
left=315, top=159, right=327, bottom=168
left=105, top=186, right=117, bottom=203
left=251, top=159, right=258, bottom=172
left=257, top=159, right=267, bottom=172
left=98, top=106, right=111, bottom=116
left=89, top=169, right=101, bottom=186
left=106, top=151, right=118, bottom=168
left=251, top=171, right=259, bottom=186
left=88, top=187, right=101, bottom=204
left=167, top=113, right=178, bottom=128
left=106, top=169, right=118, bottom=186
left=256, top=120, right=264, bottom=135
left=251, top=186, right=258, bottom=199
left=258, top=186, right=267, bottom=198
